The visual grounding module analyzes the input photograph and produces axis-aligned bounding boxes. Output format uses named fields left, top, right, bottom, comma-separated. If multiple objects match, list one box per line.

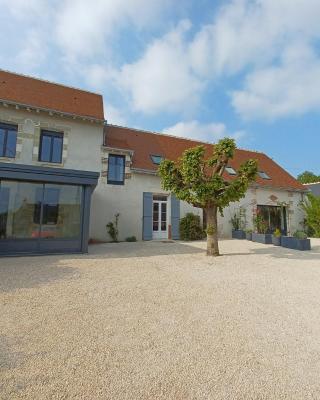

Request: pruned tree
left=158, top=138, right=258, bottom=256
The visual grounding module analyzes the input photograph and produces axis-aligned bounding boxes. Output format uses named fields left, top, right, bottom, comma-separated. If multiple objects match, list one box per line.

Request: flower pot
left=232, top=229, right=246, bottom=239
left=281, top=236, right=311, bottom=251
left=246, top=232, right=252, bottom=240
left=272, top=235, right=281, bottom=246
left=252, top=233, right=273, bottom=244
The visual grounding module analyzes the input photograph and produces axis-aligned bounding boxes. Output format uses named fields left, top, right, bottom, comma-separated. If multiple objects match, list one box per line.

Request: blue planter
left=246, top=232, right=252, bottom=241
left=252, top=233, right=273, bottom=244
left=272, top=235, right=281, bottom=246
left=281, top=236, right=311, bottom=251
left=232, top=230, right=246, bottom=239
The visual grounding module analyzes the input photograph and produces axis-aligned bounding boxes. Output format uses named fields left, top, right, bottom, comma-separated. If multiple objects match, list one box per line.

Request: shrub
left=125, top=236, right=137, bottom=242
left=300, top=193, right=320, bottom=237
left=273, top=228, right=281, bottom=237
left=106, top=213, right=120, bottom=242
left=230, top=207, right=246, bottom=230
left=253, top=213, right=268, bottom=234
left=180, top=213, right=204, bottom=240
left=293, top=230, right=308, bottom=239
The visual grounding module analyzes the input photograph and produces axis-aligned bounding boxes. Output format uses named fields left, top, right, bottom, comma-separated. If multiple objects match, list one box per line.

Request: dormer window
left=258, top=171, right=271, bottom=180
left=150, top=155, right=164, bottom=165
left=225, top=166, right=237, bottom=175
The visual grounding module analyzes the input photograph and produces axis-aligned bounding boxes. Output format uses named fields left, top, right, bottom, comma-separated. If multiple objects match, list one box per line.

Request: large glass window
left=39, top=130, right=63, bottom=163
left=0, top=122, right=17, bottom=158
left=107, top=154, right=125, bottom=185
left=0, top=180, right=82, bottom=240
left=256, top=205, right=287, bottom=234
left=0, top=181, right=41, bottom=238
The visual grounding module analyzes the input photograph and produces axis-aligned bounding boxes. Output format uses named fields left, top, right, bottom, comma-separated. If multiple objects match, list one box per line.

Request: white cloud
left=105, top=105, right=127, bottom=126
left=55, top=0, right=171, bottom=59
left=163, top=120, right=246, bottom=144
left=232, top=43, right=320, bottom=119
left=116, top=20, right=204, bottom=115
left=190, top=0, right=320, bottom=77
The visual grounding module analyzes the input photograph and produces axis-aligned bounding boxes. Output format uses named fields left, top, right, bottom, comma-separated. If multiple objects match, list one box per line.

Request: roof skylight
left=225, top=166, right=237, bottom=175
left=150, top=155, right=164, bottom=165
left=258, top=171, right=271, bottom=180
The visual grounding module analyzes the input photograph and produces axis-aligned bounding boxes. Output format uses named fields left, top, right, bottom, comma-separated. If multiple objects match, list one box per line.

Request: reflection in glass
left=0, top=180, right=41, bottom=238
left=0, top=180, right=82, bottom=240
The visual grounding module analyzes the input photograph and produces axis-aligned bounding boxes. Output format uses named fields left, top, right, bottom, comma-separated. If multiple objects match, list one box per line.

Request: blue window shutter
left=171, top=194, right=180, bottom=240
left=143, top=192, right=153, bottom=240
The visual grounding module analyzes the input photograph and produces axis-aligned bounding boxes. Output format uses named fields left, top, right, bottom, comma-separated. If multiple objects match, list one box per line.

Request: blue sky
left=0, top=0, right=320, bottom=177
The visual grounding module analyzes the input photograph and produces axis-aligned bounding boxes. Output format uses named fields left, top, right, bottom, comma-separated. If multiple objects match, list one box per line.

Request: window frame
left=38, top=129, right=63, bottom=164
left=225, top=166, right=237, bottom=175
left=258, top=171, right=271, bottom=180
left=150, top=154, right=164, bottom=165
left=107, top=154, right=125, bottom=185
left=0, top=122, right=17, bottom=158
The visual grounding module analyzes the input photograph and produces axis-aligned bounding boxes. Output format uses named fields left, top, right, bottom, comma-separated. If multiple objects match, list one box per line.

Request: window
left=0, top=122, right=17, bottom=158
left=34, top=187, right=60, bottom=225
left=0, top=180, right=82, bottom=240
left=39, top=130, right=63, bottom=163
left=225, top=166, right=237, bottom=175
left=107, top=154, right=125, bottom=185
left=258, top=171, right=271, bottom=180
left=150, top=155, right=164, bottom=165
left=257, top=205, right=287, bottom=234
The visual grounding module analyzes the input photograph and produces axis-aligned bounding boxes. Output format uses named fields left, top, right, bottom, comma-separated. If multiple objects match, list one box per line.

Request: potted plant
left=230, top=207, right=246, bottom=239
left=281, top=230, right=311, bottom=251
left=252, top=213, right=273, bottom=244
left=245, top=229, right=253, bottom=240
left=272, top=228, right=282, bottom=246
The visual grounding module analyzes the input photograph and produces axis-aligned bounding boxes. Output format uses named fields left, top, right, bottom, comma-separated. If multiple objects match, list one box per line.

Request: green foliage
left=297, top=171, right=320, bottom=184
left=158, top=138, right=258, bottom=214
left=301, top=193, right=320, bottom=237
left=273, top=228, right=281, bottom=237
left=106, top=213, right=120, bottom=242
left=125, top=236, right=137, bottom=242
left=245, top=229, right=253, bottom=234
left=158, top=137, right=258, bottom=255
left=230, top=207, right=246, bottom=230
left=253, top=213, right=268, bottom=234
left=293, top=230, right=308, bottom=239
left=179, top=213, right=205, bottom=240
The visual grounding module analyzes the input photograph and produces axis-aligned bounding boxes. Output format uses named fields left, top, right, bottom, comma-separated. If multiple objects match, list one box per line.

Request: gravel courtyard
left=1, top=239, right=320, bottom=400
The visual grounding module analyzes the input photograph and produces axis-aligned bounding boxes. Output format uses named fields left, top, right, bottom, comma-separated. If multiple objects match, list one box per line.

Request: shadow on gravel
left=0, top=260, right=76, bottom=293
left=83, top=241, right=205, bottom=260
left=223, top=245, right=320, bottom=261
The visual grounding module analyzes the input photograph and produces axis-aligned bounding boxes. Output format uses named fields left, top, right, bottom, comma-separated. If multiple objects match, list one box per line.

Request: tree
left=301, top=193, right=320, bottom=237
left=158, top=138, right=258, bottom=256
left=297, top=171, right=320, bottom=184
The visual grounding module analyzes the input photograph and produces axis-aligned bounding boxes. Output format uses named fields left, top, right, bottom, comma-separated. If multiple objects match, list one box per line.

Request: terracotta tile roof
left=105, top=125, right=306, bottom=191
left=0, top=70, right=104, bottom=120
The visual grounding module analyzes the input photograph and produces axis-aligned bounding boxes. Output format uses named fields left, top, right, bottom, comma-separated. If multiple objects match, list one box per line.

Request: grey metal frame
left=0, top=162, right=99, bottom=256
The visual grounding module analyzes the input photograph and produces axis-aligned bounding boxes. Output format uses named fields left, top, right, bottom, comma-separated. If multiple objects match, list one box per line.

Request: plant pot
left=246, top=232, right=252, bottom=240
left=281, top=236, right=311, bottom=251
left=272, top=235, right=281, bottom=246
left=232, top=229, right=246, bottom=239
left=252, top=232, right=273, bottom=244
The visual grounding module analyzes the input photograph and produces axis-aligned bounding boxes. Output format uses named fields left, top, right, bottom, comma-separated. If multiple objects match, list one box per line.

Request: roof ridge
left=0, top=69, right=102, bottom=97
left=106, top=124, right=266, bottom=155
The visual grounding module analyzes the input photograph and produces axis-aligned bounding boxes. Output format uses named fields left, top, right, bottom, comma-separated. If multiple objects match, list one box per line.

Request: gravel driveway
left=1, top=239, right=320, bottom=399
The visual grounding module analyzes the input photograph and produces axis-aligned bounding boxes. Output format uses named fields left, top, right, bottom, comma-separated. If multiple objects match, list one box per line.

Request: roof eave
left=0, top=98, right=104, bottom=124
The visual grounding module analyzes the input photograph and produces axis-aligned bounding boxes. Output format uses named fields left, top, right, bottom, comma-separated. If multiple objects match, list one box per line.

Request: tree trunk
left=206, top=206, right=220, bottom=256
